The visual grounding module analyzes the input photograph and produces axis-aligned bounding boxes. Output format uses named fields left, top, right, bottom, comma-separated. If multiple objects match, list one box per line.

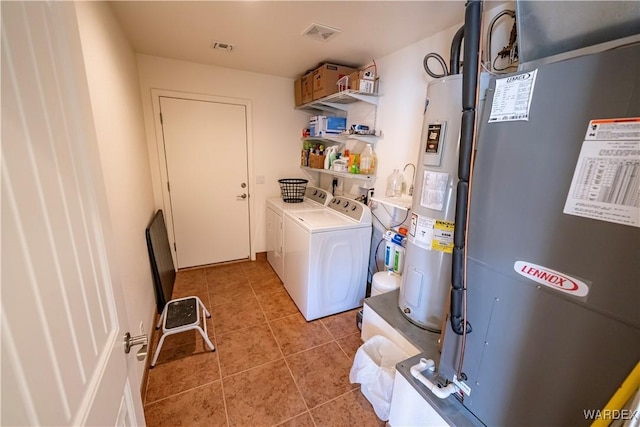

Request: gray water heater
left=398, top=75, right=462, bottom=331
left=399, top=74, right=488, bottom=331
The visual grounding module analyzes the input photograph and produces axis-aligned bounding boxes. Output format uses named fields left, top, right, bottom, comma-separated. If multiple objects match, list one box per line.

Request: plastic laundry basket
left=278, top=178, right=308, bottom=203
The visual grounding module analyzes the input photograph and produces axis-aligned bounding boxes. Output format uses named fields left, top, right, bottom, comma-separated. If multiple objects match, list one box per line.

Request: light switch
left=256, top=175, right=265, bottom=184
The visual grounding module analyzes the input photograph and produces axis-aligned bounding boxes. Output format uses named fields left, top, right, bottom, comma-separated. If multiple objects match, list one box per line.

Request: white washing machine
left=283, top=196, right=372, bottom=321
left=266, top=187, right=330, bottom=281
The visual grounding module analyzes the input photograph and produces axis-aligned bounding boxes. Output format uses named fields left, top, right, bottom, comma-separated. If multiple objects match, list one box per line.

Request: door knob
left=241, top=183, right=247, bottom=188
left=237, top=193, right=247, bottom=199
left=123, top=332, right=148, bottom=361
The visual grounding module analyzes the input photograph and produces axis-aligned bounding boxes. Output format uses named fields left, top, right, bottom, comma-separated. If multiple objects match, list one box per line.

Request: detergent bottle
left=359, top=145, right=376, bottom=174
left=324, top=146, right=337, bottom=169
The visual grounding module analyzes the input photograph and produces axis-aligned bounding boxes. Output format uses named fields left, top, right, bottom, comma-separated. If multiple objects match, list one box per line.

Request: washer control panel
left=304, top=187, right=330, bottom=205
left=328, top=197, right=367, bottom=222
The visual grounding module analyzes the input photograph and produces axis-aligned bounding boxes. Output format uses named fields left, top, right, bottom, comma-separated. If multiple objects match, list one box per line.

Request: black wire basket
left=278, top=178, right=308, bottom=203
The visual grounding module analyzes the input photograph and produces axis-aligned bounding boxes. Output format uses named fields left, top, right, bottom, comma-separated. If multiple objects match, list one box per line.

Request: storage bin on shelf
left=308, top=153, right=326, bottom=169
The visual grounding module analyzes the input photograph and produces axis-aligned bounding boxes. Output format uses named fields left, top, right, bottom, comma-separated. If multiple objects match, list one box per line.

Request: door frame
left=150, top=90, right=255, bottom=268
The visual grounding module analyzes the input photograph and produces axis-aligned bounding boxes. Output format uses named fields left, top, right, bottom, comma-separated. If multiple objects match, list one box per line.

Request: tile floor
left=143, top=254, right=384, bottom=427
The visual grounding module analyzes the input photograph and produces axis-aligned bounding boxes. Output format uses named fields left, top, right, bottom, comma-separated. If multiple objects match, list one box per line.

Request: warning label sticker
left=563, top=118, right=640, bottom=228
left=408, top=214, right=455, bottom=253
left=409, top=213, right=435, bottom=250
left=432, top=220, right=454, bottom=253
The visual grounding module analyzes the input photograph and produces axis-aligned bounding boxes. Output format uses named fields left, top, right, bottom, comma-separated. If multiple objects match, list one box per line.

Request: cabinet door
left=275, top=212, right=283, bottom=258
left=389, top=373, right=448, bottom=426
left=266, top=208, right=284, bottom=281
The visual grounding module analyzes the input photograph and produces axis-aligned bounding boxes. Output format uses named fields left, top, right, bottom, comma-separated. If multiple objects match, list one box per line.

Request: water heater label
left=514, top=261, right=590, bottom=297
left=432, top=220, right=454, bottom=253
left=420, top=171, right=449, bottom=211
left=563, top=118, right=640, bottom=228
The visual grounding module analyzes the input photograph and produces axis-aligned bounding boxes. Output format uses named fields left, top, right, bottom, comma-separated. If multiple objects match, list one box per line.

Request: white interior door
left=160, top=96, right=251, bottom=268
left=1, top=2, right=144, bottom=425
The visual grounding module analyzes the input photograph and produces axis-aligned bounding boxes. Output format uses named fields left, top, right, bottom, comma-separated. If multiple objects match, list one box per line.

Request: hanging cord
left=423, top=52, right=449, bottom=78
left=390, top=208, right=410, bottom=229
left=484, top=9, right=516, bottom=73
left=371, top=238, right=385, bottom=274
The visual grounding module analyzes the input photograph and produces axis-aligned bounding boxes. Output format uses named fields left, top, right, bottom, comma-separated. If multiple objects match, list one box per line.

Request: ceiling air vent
left=211, top=41, right=234, bottom=52
left=302, top=23, right=341, bottom=42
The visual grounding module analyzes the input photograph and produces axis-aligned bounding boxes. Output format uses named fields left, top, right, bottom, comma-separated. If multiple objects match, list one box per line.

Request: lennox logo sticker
left=506, top=73, right=531, bottom=83
left=514, top=261, right=589, bottom=297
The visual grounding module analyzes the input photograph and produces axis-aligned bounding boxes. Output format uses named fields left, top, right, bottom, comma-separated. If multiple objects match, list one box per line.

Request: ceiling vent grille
left=302, top=23, right=341, bottom=42
left=211, top=41, right=234, bottom=52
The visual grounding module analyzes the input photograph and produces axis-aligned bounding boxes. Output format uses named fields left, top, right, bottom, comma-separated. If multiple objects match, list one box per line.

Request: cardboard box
left=349, top=70, right=378, bottom=94
left=351, top=69, right=376, bottom=81
left=312, top=63, right=356, bottom=100
left=302, top=72, right=313, bottom=104
left=294, top=77, right=303, bottom=106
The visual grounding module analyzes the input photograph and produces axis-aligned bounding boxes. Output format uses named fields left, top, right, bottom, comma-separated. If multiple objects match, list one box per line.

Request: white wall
left=369, top=2, right=515, bottom=267
left=137, top=55, right=309, bottom=254
left=75, top=2, right=156, bottom=388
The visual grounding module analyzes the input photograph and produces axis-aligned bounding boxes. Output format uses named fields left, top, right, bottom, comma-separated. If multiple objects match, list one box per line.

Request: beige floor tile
left=208, top=281, right=254, bottom=307
left=243, top=262, right=278, bottom=281
left=210, top=296, right=266, bottom=335
left=250, top=275, right=285, bottom=297
left=286, top=342, right=358, bottom=409
left=336, top=332, right=363, bottom=361
left=173, top=268, right=208, bottom=293
left=309, top=389, right=384, bottom=427
left=223, top=360, right=306, bottom=427
left=257, top=289, right=300, bottom=320
left=141, top=258, right=374, bottom=426
left=320, top=309, right=361, bottom=339
left=270, top=313, right=333, bottom=356
left=205, top=263, right=246, bottom=284
left=276, top=412, right=315, bottom=427
left=146, top=342, right=219, bottom=403
left=207, top=271, right=248, bottom=289
left=216, top=323, right=282, bottom=377
left=144, top=381, right=227, bottom=427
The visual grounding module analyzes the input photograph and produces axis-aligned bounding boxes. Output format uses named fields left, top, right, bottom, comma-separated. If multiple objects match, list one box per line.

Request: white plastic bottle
left=324, top=146, right=336, bottom=169
left=386, top=169, right=403, bottom=197
left=359, top=145, right=376, bottom=174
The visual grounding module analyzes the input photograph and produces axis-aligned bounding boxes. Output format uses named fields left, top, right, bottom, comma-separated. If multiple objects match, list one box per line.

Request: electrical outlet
left=139, top=321, right=145, bottom=335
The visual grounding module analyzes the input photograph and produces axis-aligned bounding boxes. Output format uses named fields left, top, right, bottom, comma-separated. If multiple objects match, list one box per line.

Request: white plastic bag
left=349, top=335, right=410, bottom=421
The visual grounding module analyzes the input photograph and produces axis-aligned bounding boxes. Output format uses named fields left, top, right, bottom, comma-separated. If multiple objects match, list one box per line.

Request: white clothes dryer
left=266, top=187, right=330, bottom=281
left=283, top=196, right=372, bottom=321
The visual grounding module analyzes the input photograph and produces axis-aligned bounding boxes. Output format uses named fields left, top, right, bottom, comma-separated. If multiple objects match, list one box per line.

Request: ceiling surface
left=110, top=1, right=468, bottom=78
